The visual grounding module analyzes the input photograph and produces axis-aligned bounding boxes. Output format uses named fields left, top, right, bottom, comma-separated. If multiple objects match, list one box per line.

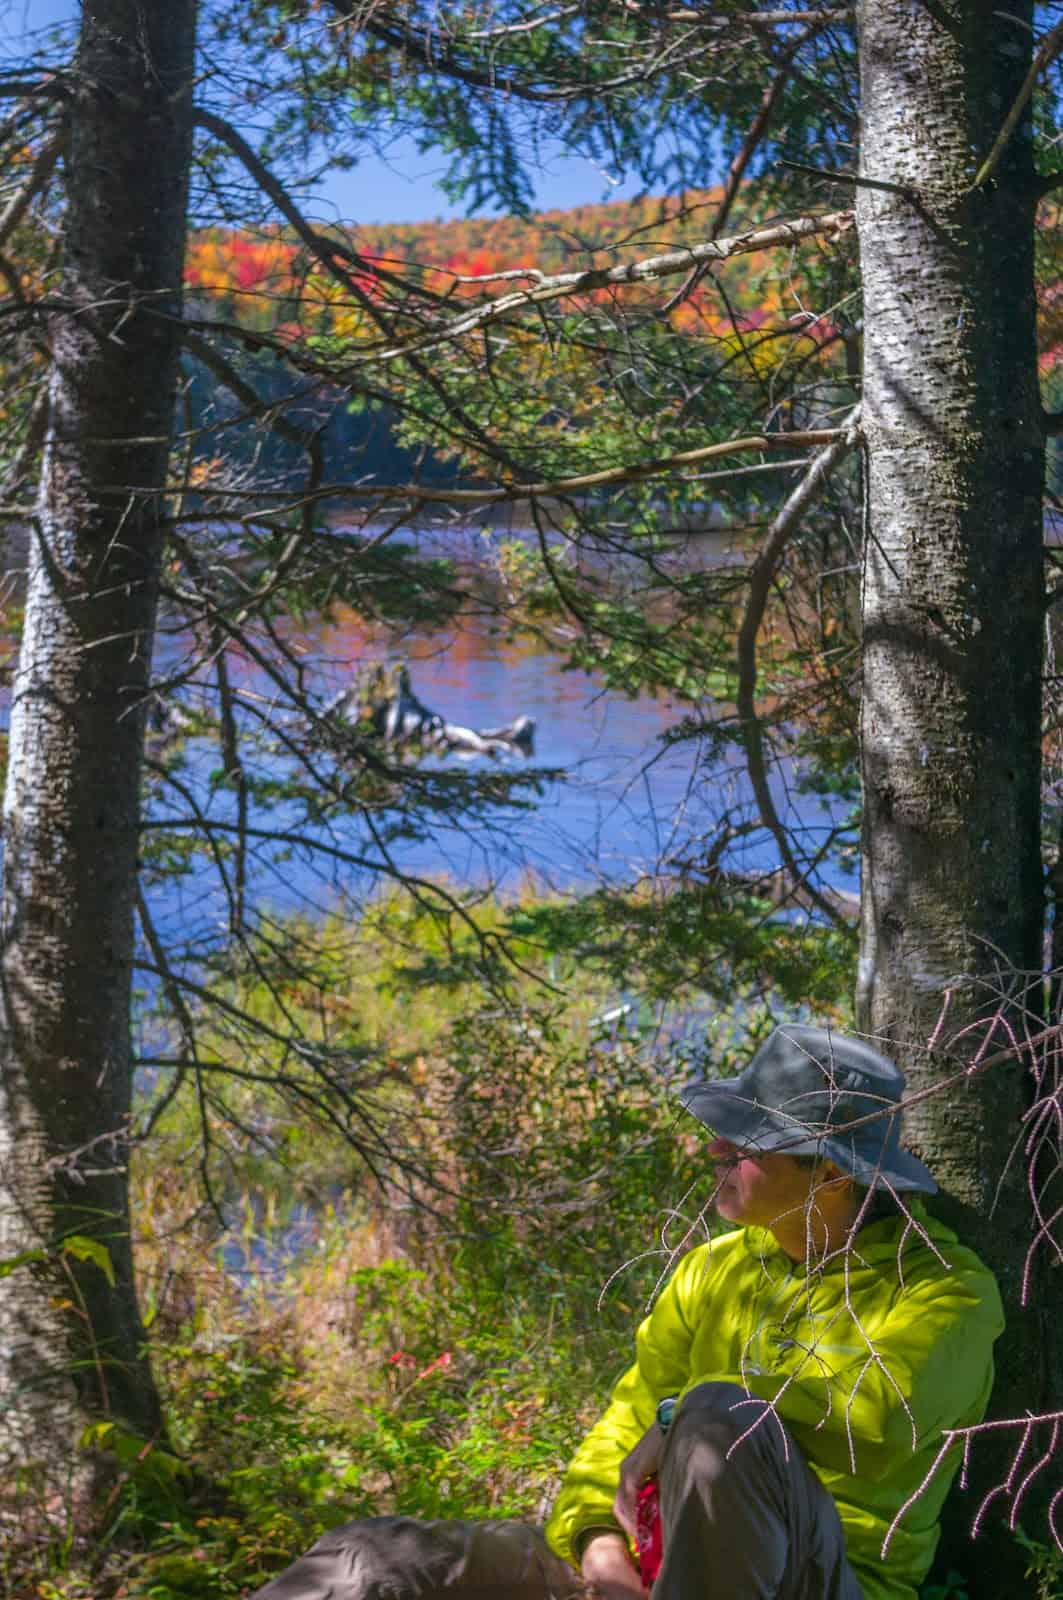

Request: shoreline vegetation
left=7, top=888, right=1057, bottom=1595
left=5, top=888, right=765, bottom=1597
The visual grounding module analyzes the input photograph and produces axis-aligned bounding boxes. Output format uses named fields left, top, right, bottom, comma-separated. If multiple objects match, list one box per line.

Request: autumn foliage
left=183, top=187, right=827, bottom=347
left=182, top=186, right=1063, bottom=382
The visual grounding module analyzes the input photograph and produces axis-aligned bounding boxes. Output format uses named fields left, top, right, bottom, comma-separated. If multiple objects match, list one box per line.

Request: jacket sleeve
left=544, top=1245, right=711, bottom=1567
left=698, top=1253, right=1003, bottom=1479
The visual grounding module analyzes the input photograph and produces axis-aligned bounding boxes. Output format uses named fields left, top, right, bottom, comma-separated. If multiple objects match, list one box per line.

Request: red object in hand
left=635, top=1477, right=663, bottom=1588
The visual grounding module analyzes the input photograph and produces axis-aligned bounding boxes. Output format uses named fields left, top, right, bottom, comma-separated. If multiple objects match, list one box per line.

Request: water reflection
left=3, top=514, right=855, bottom=955
left=146, top=526, right=853, bottom=932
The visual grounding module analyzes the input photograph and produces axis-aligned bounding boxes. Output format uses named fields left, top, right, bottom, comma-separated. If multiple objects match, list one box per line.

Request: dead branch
left=134, top=883, right=195, bottom=1140
left=154, top=428, right=847, bottom=517
left=664, top=17, right=834, bottom=313
left=181, top=328, right=324, bottom=457
left=970, top=14, right=1063, bottom=191
left=0, top=132, right=62, bottom=250
left=734, top=407, right=861, bottom=927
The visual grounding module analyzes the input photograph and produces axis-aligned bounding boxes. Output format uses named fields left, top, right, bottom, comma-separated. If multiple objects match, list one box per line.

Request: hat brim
left=680, top=1078, right=938, bottom=1195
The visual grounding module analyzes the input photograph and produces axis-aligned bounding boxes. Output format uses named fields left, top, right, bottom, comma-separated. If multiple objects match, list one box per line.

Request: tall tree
left=0, top=0, right=198, bottom=1499
left=855, top=2, right=1061, bottom=1576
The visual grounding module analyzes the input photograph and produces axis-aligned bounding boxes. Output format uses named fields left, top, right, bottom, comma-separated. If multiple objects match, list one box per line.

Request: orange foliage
left=180, top=187, right=1058, bottom=376
left=182, top=188, right=754, bottom=325
left=185, top=228, right=299, bottom=299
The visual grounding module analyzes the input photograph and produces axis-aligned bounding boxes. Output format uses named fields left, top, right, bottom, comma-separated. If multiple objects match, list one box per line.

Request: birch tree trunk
left=0, top=0, right=197, bottom=1505
left=856, top=0, right=1058, bottom=1580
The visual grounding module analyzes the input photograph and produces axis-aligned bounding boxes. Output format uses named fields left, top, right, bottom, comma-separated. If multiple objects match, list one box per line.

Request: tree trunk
left=855, top=0, right=1058, bottom=1583
left=0, top=0, right=197, bottom=1507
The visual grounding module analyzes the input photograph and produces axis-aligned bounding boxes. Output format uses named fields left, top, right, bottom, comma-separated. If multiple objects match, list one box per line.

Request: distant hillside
left=181, top=184, right=1059, bottom=488
left=183, top=185, right=779, bottom=488
left=186, top=181, right=1060, bottom=360
left=347, top=187, right=737, bottom=278
left=184, top=185, right=778, bottom=322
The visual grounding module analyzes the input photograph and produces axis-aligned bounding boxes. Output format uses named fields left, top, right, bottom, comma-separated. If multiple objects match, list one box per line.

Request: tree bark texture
left=855, top=0, right=1058, bottom=1578
left=0, top=0, right=197, bottom=1500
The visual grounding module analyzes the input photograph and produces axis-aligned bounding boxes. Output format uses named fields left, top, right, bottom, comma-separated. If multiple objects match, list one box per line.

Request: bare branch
left=154, top=427, right=848, bottom=515
left=133, top=883, right=194, bottom=1139
left=0, top=133, right=62, bottom=250
left=776, top=158, right=915, bottom=199
left=181, top=328, right=323, bottom=456
left=465, top=5, right=581, bottom=41
left=192, top=108, right=438, bottom=311
left=0, top=381, right=48, bottom=499
left=214, top=649, right=248, bottom=938
left=325, top=1, right=573, bottom=102
left=883, top=1412, right=1063, bottom=1558
left=325, top=0, right=767, bottom=104
left=0, top=74, right=71, bottom=102
left=735, top=408, right=862, bottom=926
left=667, top=7, right=852, bottom=22
left=664, top=16, right=835, bottom=312
left=970, top=14, right=1063, bottom=191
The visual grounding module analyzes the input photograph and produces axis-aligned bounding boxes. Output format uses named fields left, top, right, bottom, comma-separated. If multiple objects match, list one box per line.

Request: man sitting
left=546, top=1024, right=1003, bottom=1599
left=250, top=1025, right=1002, bottom=1600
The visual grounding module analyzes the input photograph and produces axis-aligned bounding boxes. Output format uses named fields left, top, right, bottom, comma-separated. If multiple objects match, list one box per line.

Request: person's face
left=708, top=1136, right=824, bottom=1229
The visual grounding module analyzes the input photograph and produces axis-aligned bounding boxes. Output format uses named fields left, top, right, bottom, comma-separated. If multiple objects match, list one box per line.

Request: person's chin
left=714, top=1191, right=744, bottom=1222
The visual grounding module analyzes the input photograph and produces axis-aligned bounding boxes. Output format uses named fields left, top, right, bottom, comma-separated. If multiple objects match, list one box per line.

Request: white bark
left=0, top=0, right=198, bottom=1498
left=856, top=0, right=1056, bottom=1575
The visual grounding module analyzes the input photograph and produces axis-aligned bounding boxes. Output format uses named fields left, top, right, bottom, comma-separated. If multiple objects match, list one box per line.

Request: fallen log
left=323, top=664, right=536, bottom=759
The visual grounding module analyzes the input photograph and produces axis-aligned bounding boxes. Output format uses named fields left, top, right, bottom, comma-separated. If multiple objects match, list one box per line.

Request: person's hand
left=612, top=1421, right=664, bottom=1539
left=580, top=1531, right=647, bottom=1600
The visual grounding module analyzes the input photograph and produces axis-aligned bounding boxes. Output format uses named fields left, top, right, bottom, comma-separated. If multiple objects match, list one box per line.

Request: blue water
left=141, top=520, right=856, bottom=964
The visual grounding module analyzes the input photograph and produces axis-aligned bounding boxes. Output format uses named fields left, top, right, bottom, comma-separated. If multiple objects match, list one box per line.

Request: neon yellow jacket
left=545, top=1207, right=1003, bottom=1599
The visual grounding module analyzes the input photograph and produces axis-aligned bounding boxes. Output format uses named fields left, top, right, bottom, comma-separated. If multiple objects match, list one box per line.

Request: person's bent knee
left=674, top=1381, right=766, bottom=1431
left=668, top=1381, right=787, bottom=1470
left=247, top=1517, right=579, bottom=1600
left=660, top=1382, right=794, bottom=1526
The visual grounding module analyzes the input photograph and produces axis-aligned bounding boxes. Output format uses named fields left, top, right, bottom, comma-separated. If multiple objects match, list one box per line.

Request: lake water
left=143, top=518, right=855, bottom=965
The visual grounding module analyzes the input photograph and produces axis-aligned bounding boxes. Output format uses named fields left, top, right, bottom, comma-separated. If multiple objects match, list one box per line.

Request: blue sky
left=14, top=0, right=646, bottom=223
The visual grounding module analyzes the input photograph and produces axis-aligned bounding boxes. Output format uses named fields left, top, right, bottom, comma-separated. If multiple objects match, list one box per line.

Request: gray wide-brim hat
left=679, top=1024, right=937, bottom=1194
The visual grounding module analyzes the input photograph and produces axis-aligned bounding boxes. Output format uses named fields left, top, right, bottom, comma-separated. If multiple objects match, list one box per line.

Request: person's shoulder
left=872, top=1204, right=1003, bottom=1322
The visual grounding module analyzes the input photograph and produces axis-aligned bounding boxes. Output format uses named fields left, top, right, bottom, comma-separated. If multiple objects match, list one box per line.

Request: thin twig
left=664, top=17, right=833, bottom=314
left=970, top=15, right=1063, bottom=191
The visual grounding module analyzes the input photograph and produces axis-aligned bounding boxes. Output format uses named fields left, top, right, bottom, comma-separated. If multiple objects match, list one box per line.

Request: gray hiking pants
left=654, top=1381, right=863, bottom=1599
left=248, top=1382, right=863, bottom=1599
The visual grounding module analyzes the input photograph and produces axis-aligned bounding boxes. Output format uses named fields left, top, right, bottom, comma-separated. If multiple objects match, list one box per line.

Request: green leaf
left=0, top=1248, right=45, bottom=1278
left=62, top=1234, right=116, bottom=1285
